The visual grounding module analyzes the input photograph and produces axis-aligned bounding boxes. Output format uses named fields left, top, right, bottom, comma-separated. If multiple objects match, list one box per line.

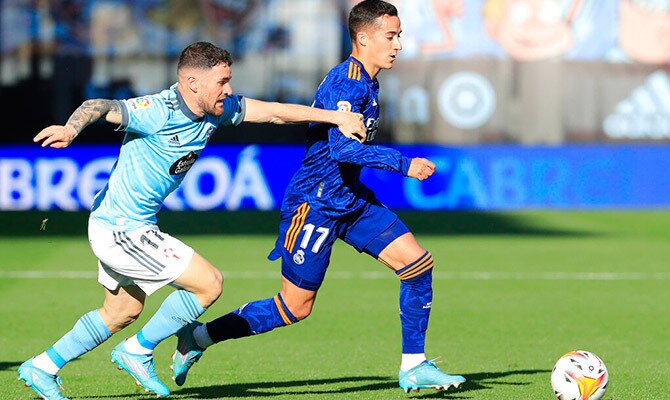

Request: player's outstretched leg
left=111, top=290, right=206, bottom=396
left=172, top=292, right=300, bottom=386
left=398, top=357, right=465, bottom=393
left=18, top=310, right=111, bottom=400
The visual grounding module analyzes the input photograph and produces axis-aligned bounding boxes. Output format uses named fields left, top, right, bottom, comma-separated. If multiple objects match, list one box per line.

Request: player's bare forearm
left=34, top=99, right=122, bottom=148
left=66, top=99, right=122, bottom=134
left=244, top=98, right=366, bottom=141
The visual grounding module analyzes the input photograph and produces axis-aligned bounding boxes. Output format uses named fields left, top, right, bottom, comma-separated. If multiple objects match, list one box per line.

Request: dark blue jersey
left=281, top=56, right=412, bottom=219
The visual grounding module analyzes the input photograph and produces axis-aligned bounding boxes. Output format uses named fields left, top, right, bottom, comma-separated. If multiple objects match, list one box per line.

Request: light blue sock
left=136, top=290, right=206, bottom=350
left=46, top=310, right=111, bottom=368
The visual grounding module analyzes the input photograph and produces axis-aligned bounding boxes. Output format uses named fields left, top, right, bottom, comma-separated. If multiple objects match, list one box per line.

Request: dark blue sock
left=206, top=293, right=298, bottom=343
left=396, top=251, right=434, bottom=354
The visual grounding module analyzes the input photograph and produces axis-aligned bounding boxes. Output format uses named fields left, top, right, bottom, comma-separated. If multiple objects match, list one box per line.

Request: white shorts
left=88, top=218, right=195, bottom=295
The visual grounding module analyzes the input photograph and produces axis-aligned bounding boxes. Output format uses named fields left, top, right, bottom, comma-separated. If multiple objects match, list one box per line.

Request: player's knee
left=380, top=236, right=427, bottom=270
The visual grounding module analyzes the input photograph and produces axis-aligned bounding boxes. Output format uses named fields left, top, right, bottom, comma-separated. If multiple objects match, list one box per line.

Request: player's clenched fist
left=407, top=158, right=436, bottom=181
left=33, top=125, right=78, bottom=148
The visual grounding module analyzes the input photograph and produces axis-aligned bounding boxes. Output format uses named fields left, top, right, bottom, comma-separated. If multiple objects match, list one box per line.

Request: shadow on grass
left=156, top=369, right=547, bottom=399
left=0, top=211, right=596, bottom=237
left=0, top=361, right=22, bottom=371
left=412, top=369, right=550, bottom=398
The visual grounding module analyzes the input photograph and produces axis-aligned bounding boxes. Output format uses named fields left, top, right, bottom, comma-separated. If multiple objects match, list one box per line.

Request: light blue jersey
left=90, top=84, right=246, bottom=231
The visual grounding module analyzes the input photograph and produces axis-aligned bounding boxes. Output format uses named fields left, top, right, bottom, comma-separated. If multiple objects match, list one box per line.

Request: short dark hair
left=178, top=42, right=233, bottom=71
left=348, top=0, right=398, bottom=41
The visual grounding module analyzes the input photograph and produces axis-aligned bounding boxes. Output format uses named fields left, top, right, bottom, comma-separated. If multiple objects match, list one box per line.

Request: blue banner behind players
left=1, top=144, right=669, bottom=211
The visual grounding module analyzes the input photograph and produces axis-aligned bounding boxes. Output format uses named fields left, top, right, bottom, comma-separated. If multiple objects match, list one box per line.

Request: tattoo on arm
left=66, top=99, right=119, bottom=134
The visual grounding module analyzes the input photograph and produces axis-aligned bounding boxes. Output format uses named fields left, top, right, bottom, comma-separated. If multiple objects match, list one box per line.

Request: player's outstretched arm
left=242, top=98, right=366, bottom=141
left=407, top=157, right=436, bottom=181
left=33, top=99, right=122, bottom=148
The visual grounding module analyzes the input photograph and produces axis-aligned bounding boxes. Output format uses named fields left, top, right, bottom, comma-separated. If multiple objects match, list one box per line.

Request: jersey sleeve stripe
left=347, top=62, right=363, bottom=81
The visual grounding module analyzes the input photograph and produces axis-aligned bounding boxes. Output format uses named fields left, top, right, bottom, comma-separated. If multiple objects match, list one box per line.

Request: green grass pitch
left=1, top=211, right=668, bottom=399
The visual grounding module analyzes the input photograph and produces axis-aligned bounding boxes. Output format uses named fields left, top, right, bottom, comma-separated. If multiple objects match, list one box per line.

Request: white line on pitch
left=0, top=270, right=668, bottom=281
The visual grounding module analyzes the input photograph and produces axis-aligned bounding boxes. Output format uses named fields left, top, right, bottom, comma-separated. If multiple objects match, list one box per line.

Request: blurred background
left=1, top=0, right=670, bottom=212
left=3, top=4, right=669, bottom=399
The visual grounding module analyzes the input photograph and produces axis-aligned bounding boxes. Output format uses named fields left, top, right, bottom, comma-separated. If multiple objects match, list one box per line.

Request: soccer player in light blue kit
left=18, top=41, right=366, bottom=400
left=171, top=1, right=466, bottom=394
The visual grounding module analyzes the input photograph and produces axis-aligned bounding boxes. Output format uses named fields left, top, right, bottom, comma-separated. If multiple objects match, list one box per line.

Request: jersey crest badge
left=337, top=100, right=352, bottom=113
left=293, top=249, right=305, bottom=265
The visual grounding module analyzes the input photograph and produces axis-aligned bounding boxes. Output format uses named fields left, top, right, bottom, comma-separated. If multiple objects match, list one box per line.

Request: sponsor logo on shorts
left=169, top=151, right=198, bottom=175
left=163, top=247, right=181, bottom=259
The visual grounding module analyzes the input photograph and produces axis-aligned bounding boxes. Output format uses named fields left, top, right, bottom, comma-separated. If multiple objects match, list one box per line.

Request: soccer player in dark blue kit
left=171, top=0, right=466, bottom=393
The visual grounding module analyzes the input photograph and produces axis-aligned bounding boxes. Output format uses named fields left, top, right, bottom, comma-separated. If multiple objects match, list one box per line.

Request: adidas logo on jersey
left=168, top=135, right=181, bottom=145
left=603, top=70, right=670, bottom=139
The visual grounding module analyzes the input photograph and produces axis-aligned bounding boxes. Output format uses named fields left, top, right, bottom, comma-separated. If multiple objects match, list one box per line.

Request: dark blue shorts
left=267, top=201, right=410, bottom=291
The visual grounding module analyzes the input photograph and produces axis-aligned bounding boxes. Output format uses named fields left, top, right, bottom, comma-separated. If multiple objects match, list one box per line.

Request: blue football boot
left=171, top=322, right=205, bottom=386
left=18, top=358, right=70, bottom=400
left=110, top=341, right=170, bottom=397
left=399, top=358, right=466, bottom=393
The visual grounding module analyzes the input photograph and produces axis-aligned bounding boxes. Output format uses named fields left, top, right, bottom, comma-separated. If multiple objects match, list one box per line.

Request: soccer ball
left=550, top=350, right=608, bottom=400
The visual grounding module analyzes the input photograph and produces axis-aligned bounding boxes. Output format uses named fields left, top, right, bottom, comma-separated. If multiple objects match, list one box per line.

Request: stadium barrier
left=1, top=144, right=669, bottom=212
